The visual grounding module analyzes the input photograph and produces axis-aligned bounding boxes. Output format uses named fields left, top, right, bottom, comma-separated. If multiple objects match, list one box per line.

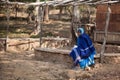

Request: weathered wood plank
left=35, top=48, right=120, bottom=57
left=1, top=0, right=119, bottom=6
left=34, top=48, right=120, bottom=66
left=94, top=31, right=120, bottom=44
left=35, top=48, right=71, bottom=55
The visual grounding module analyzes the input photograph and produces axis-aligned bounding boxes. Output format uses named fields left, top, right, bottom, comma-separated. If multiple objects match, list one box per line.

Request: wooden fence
left=94, top=31, right=120, bottom=44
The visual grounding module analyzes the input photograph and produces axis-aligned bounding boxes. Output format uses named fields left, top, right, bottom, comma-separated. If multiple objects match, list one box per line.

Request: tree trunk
left=100, top=4, right=111, bottom=63
left=35, top=0, right=43, bottom=46
left=70, top=21, right=77, bottom=46
left=15, top=4, right=18, bottom=18
left=44, top=4, right=49, bottom=22
left=70, top=4, right=80, bottom=46
left=59, top=6, right=63, bottom=20
left=33, top=0, right=41, bottom=35
left=6, top=0, right=10, bottom=51
left=86, top=5, right=91, bottom=23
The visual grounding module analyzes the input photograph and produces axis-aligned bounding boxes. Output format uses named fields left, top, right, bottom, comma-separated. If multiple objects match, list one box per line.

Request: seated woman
left=69, top=27, right=96, bottom=70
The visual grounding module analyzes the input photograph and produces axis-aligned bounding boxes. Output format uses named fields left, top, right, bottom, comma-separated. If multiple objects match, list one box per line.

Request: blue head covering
left=77, top=28, right=84, bottom=34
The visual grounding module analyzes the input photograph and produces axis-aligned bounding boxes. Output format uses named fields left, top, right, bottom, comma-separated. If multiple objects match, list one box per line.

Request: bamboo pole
left=100, top=4, right=111, bottom=63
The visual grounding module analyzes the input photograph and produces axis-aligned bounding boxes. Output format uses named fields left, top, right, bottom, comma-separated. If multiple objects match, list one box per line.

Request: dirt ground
left=0, top=10, right=120, bottom=80
left=0, top=51, right=120, bottom=80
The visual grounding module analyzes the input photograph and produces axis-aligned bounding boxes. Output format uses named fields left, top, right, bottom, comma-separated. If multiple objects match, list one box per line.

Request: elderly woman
left=69, top=28, right=96, bottom=70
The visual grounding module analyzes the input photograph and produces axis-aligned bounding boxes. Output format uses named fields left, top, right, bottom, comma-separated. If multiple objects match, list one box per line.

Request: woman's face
left=77, top=31, right=81, bottom=36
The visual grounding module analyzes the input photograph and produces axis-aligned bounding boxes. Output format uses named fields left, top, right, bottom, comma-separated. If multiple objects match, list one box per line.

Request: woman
left=69, top=28, right=96, bottom=70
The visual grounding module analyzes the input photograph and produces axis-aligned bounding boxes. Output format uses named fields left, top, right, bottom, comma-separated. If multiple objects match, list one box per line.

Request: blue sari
left=70, top=33, right=96, bottom=69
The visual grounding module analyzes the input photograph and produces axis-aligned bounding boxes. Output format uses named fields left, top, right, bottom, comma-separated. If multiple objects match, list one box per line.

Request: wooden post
left=5, top=0, right=10, bottom=51
left=14, top=0, right=17, bottom=18
left=39, top=6, right=43, bottom=47
left=59, top=6, right=63, bottom=20
left=36, top=0, right=40, bottom=34
left=35, top=0, right=43, bottom=47
left=70, top=2, right=80, bottom=46
left=43, top=3, right=49, bottom=22
left=100, top=4, right=111, bottom=63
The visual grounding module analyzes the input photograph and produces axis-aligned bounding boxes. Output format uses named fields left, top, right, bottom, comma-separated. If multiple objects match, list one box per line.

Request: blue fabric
left=70, top=48, right=78, bottom=65
left=70, top=47, right=80, bottom=65
left=70, top=47, right=96, bottom=69
left=79, top=51, right=95, bottom=69
left=77, top=33, right=95, bottom=59
left=77, top=28, right=84, bottom=34
left=69, top=29, right=96, bottom=69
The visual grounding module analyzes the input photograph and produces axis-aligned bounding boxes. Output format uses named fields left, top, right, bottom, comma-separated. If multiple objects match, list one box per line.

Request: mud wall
left=6, top=38, right=70, bottom=52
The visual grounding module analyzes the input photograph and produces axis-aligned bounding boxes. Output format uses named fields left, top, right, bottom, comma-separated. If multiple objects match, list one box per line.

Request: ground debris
left=0, top=51, right=120, bottom=80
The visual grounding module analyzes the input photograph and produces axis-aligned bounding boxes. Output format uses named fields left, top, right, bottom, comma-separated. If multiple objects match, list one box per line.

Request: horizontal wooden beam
left=1, top=0, right=119, bottom=6
left=35, top=48, right=120, bottom=58
left=35, top=48, right=71, bottom=55
left=34, top=48, right=120, bottom=66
